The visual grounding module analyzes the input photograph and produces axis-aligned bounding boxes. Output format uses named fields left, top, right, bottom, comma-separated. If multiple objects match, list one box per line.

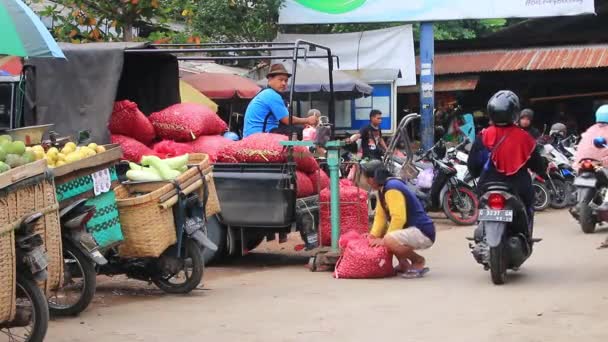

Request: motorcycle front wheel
left=442, top=185, right=479, bottom=226
left=0, top=273, right=49, bottom=342
left=152, top=239, right=204, bottom=294
left=533, top=181, right=550, bottom=212
left=548, top=179, right=569, bottom=209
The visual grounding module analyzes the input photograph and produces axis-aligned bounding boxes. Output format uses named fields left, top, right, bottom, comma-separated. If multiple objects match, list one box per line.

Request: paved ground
left=47, top=210, right=608, bottom=342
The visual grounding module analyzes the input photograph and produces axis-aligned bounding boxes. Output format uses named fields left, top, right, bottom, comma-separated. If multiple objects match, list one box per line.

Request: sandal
left=597, top=241, right=608, bottom=250
left=401, top=267, right=430, bottom=279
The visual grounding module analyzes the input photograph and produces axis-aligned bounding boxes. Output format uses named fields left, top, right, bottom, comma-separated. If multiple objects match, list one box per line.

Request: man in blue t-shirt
left=243, top=64, right=317, bottom=138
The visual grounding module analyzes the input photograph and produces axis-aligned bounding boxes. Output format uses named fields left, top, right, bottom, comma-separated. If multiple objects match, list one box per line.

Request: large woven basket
left=114, top=185, right=177, bottom=258
left=0, top=167, right=63, bottom=322
left=187, top=154, right=220, bottom=216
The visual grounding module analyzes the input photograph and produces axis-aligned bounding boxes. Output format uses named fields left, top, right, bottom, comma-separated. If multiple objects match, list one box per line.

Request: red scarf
left=482, top=125, right=536, bottom=176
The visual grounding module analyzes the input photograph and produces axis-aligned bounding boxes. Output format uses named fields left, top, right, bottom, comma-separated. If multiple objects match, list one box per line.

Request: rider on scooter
left=467, top=90, right=546, bottom=234
left=573, top=105, right=608, bottom=170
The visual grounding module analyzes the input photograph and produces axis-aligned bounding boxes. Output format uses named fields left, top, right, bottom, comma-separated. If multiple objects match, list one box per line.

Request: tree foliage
left=27, top=0, right=199, bottom=42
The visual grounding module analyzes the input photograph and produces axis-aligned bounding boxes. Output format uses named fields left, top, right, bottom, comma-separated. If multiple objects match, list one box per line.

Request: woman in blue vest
left=361, top=160, right=436, bottom=278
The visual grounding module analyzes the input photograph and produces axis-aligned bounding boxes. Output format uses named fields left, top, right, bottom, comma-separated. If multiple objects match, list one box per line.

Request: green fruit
left=0, top=161, right=10, bottom=173
left=5, top=154, right=24, bottom=168
left=22, top=151, right=36, bottom=164
left=295, top=0, right=366, bottom=14
left=5, top=141, right=26, bottom=155
left=0, top=135, right=12, bottom=143
left=0, top=146, right=6, bottom=162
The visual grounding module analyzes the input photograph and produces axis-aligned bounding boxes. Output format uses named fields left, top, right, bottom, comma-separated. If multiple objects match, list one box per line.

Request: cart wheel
left=308, top=256, right=317, bottom=272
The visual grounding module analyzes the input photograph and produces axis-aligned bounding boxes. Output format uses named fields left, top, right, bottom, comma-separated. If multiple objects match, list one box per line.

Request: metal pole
left=419, top=22, right=435, bottom=151
left=327, top=48, right=335, bottom=139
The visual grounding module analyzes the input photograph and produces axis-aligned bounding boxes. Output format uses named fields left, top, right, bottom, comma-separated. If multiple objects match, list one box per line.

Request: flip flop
left=401, top=267, right=430, bottom=279
left=597, top=241, right=608, bottom=250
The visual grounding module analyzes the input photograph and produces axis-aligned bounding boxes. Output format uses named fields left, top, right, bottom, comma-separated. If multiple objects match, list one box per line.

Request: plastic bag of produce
left=190, top=135, right=235, bottom=163
left=111, top=135, right=161, bottom=162
left=149, top=103, right=227, bottom=142
left=308, top=169, right=330, bottom=193
left=152, top=140, right=193, bottom=158
left=108, top=100, right=156, bottom=145
left=319, top=185, right=368, bottom=247
left=296, top=170, right=315, bottom=198
left=334, top=233, right=395, bottom=279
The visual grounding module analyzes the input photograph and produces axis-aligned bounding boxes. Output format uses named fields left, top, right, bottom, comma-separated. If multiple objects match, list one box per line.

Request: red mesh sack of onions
left=108, top=100, right=156, bottom=145
left=293, top=146, right=319, bottom=173
left=319, top=185, right=368, bottom=246
left=190, top=135, right=236, bottom=163
left=149, top=103, right=227, bottom=142
left=152, top=140, right=193, bottom=158
left=111, top=134, right=162, bottom=162
left=334, top=233, right=395, bottom=279
left=296, top=171, right=315, bottom=198
left=308, top=169, right=330, bottom=193
left=217, top=133, right=286, bottom=163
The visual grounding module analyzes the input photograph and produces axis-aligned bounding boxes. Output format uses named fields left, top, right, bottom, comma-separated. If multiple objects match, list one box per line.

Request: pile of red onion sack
left=108, top=100, right=233, bottom=162
left=109, top=101, right=388, bottom=278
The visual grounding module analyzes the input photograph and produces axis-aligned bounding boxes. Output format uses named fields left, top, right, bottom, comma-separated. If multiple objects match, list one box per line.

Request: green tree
left=27, top=0, right=199, bottom=42
left=193, top=0, right=284, bottom=43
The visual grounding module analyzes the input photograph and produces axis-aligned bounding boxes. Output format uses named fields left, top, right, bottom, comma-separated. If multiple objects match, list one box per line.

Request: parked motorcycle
left=48, top=199, right=107, bottom=316
left=529, top=171, right=550, bottom=211
left=97, top=189, right=217, bottom=294
left=571, top=137, right=608, bottom=234
left=469, top=182, right=540, bottom=285
left=0, top=213, right=49, bottom=342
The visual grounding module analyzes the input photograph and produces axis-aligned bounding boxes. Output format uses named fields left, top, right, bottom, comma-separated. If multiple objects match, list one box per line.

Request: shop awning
left=398, top=76, right=479, bottom=94
left=182, top=72, right=261, bottom=100
left=418, top=44, right=608, bottom=75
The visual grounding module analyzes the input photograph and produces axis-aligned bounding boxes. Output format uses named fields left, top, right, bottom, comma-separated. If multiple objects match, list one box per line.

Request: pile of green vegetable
left=126, top=154, right=189, bottom=181
left=0, top=135, right=36, bottom=174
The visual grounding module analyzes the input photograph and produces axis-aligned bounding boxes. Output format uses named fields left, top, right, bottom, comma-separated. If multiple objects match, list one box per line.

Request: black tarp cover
left=24, top=42, right=180, bottom=143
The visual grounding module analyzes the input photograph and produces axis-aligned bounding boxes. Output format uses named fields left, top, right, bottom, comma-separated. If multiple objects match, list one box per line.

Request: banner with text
left=279, top=0, right=595, bottom=24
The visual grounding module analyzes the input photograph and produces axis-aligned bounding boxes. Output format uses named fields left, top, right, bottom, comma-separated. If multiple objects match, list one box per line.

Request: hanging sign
left=279, top=0, right=595, bottom=24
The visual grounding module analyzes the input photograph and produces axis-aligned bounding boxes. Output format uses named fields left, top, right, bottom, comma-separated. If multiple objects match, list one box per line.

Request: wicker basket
left=186, top=154, right=220, bottom=216
left=114, top=185, right=177, bottom=258
left=0, top=167, right=63, bottom=320
left=0, top=230, right=16, bottom=322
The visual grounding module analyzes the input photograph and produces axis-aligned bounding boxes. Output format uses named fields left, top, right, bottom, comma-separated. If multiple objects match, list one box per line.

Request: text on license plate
left=573, top=178, right=596, bottom=187
left=479, top=209, right=513, bottom=222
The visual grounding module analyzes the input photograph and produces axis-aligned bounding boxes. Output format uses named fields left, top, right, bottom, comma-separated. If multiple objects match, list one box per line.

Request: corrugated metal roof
left=420, top=44, right=608, bottom=75
left=398, top=76, right=479, bottom=94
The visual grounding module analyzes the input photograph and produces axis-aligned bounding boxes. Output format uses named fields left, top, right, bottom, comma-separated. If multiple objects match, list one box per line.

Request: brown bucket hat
left=266, top=63, right=292, bottom=78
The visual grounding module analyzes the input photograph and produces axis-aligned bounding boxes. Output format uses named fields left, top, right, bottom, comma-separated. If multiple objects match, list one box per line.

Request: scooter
left=47, top=199, right=107, bottom=317
left=469, top=182, right=540, bottom=285
left=0, top=212, right=49, bottom=342
left=97, top=185, right=217, bottom=294
left=570, top=136, right=608, bottom=234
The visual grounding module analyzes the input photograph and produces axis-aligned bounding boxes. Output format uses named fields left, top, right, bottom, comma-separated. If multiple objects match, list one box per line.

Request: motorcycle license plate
left=573, top=177, right=596, bottom=188
left=478, top=209, right=513, bottom=222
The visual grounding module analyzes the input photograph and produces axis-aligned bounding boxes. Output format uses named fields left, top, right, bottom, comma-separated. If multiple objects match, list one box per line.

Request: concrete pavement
left=47, top=210, right=608, bottom=342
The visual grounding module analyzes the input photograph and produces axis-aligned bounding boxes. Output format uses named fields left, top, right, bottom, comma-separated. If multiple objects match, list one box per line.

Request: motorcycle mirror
left=593, top=137, right=607, bottom=149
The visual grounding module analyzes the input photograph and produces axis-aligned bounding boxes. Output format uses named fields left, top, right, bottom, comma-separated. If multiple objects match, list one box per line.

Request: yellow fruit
left=95, top=145, right=106, bottom=153
left=65, top=153, right=81, bottom=164
left=88, top=143, right=98, bottom=151
left=65, top=142, right=77, bottom=151
left=56, top=160, right=66, bottom=167
left=34, top=150, right=45, bottom=160
left=32, top=145, right=44, bottom=153
left=47, top=147, right=59, bottom=155
left=61, top=147, right=71, bottom=155
left=57, top=153, right=66, bottom=161
left=26, top=147, right=34, bottom=153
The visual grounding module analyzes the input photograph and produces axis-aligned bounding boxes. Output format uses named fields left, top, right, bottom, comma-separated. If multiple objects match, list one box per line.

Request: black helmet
left=487, top=90, right=520, bottom=126
left=360, top=160, right=391, bottom=185
left=520, top=108, right=534, bottom=120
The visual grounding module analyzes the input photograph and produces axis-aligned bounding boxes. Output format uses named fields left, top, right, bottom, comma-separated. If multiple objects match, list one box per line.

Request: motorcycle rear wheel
left=579, top=203, right=597, bottom=234
left=152, top=239, right=204, bottom=294
left=489, top=241, right=508, bottom=285
left=533, top=181, right=550, bottom=212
